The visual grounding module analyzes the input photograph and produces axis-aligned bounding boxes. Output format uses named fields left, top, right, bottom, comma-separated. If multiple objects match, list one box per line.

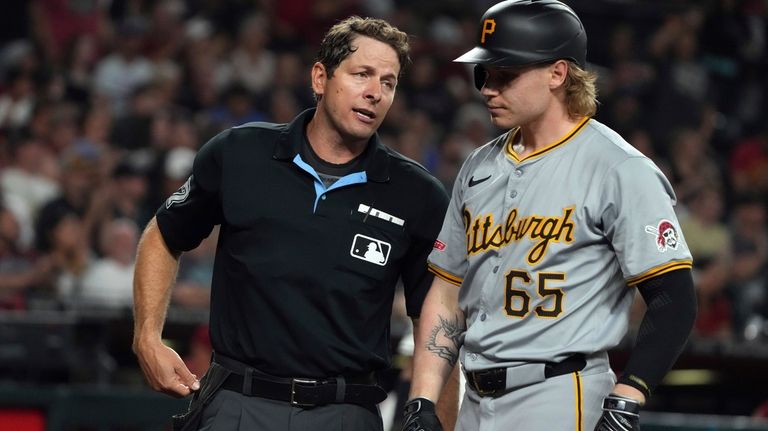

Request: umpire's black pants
left=198, top=388, right=384, bottom=431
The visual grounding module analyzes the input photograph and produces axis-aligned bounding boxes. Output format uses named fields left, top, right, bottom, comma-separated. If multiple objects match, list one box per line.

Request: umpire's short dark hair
left=316, top=16, right=410, bottom=80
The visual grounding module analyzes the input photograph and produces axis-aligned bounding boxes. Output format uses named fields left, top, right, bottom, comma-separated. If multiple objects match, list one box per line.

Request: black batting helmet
left=455, top=0, right=587, bottom=88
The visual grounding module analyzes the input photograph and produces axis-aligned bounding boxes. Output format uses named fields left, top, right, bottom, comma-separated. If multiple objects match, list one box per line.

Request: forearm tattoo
left=426, top=314, right=466, bottom=367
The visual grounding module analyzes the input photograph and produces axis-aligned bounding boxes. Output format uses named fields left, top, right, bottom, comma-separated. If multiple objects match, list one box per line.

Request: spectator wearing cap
left=205, top=83, right=266, bottom=132
left=84, top=156, right=152, bottom=248
left=93, top=16, right=154, bottom=116
left=35, top=146, right=101, bottom=252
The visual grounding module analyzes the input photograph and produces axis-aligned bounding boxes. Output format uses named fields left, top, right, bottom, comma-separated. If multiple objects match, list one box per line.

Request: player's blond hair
left=564, top=62, right=598, bottom=118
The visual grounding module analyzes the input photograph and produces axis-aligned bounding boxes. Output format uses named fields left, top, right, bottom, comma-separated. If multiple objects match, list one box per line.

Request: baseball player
left=401, top=1, right=697, bottom=430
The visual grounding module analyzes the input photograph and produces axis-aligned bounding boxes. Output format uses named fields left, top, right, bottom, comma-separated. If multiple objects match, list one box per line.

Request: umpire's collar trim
left=272, top=108, right=390, bottom=183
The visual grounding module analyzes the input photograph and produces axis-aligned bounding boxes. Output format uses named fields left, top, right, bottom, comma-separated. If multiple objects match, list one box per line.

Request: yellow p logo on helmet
left=481, top=19, right=496, bottom=44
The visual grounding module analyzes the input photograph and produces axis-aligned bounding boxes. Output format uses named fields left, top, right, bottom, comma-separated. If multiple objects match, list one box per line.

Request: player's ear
left=311, top=62, right=327, bottom=98
left=548, top=60, right=569, bottom=90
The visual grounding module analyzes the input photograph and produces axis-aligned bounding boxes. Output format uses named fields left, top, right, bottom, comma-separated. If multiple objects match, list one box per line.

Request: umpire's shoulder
left=382, top=145, right=447, bottom=198
left=197, top=121, right=286, bottom=161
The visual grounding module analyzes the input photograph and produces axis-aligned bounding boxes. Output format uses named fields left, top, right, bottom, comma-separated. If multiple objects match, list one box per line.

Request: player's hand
left=134, top=339, right=200, bottom=398
left=402, top=397, right=444, bottom=431
left=594, top=394, right=641, bottom=431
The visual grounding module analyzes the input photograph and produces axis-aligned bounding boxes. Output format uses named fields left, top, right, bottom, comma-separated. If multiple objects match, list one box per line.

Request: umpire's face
left=311, top=35, right=400, bottom=146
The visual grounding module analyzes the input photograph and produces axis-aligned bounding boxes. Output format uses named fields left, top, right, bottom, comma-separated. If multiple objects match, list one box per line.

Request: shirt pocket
left=335, top=211, right=409, bottom=281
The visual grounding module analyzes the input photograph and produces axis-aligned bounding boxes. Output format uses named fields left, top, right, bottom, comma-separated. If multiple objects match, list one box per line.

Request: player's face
left=478, top=63, right=556, bottom=129
left=312, top=36, right=400, bottom=146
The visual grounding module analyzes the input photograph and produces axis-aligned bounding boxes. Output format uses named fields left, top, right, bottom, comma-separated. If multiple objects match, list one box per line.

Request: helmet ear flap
left=473, top=64, right=487, bottom=91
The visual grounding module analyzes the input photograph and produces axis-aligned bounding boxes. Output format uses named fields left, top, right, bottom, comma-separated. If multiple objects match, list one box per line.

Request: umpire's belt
left=465, top=353, right=587, bottom=396
left=214, top=352, right=387, bottom=407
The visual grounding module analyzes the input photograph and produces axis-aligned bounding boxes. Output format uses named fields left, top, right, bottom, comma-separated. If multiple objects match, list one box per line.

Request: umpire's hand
left=134, top=339, right=200, bottom=398
left=594, top=394, right=641, bottom=431
left=402, top=397, right=444, bottom=431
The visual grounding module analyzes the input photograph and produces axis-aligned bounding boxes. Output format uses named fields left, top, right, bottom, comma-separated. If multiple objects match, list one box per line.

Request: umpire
left=132, top=16, right=451, bottom=431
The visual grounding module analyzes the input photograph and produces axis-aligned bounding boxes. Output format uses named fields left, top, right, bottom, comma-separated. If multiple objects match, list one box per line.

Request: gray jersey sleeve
left=426, top=138, right=507, bottom=285
left=427, top=161, right=469, bottom=285
left=598, top=156, right=692, bottom=284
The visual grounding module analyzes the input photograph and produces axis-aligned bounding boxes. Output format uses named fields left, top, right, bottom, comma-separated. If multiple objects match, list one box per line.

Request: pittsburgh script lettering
left=463, top=206, right=575, bottom=265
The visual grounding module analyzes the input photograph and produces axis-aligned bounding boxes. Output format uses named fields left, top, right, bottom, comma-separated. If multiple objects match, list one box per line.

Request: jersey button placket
left=504, top=163, right=524, bottom=206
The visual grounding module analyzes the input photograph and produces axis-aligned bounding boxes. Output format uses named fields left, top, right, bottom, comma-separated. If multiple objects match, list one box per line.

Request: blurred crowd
left=1, top=0, right=767, bottom=352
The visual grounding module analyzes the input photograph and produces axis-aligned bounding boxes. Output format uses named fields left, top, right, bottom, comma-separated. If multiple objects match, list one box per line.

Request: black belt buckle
left=469, top=369, right=503, bottom=396
left=290, top=378, right=320, bottom=407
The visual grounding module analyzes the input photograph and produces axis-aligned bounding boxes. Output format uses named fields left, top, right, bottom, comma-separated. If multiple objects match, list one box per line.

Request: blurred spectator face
left=83, top=108, right=112, bottom=144
left=100, top=219, right=139, bottom=265
left=49, top=115, right=80, bottom=154
left=13, top=139, right=53, bottom=175
left=409, top=58, right=436, bottom=88
left=132, top=85, right=164, bottom=117
left=69, top=35, right=99, bottom=69
left=172, top=118, right=198, bottom=149
left=117, top=18, right=149, bottom=59
left=51, top=213, right=83, bottom=252
left=628, top=129, right=655, bottom=158
left=269, top=88, right=299, bottom=124
left=672, top=128, right=703, bottom=158
left=734, top=200, right=766, bottom=234
left=60, top=154, right=99, bottom=206
left=7, top=71, right=34, bottom=100
left=673, top=31, right=698, bottom=60
left=274, top=53, right=303, bottom=88
left=226, top=91, right=253, bottom=119
left=151, top=110, right=173, bottom=148
left=239, top=14, right=270, bottom=52
left=690, top=188, right=724, bottom=224
left=115, top=170, right=148, bottom=202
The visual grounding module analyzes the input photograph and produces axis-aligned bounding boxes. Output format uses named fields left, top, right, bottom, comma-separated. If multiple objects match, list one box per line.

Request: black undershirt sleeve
left=619, top=268, right=697, bottom=399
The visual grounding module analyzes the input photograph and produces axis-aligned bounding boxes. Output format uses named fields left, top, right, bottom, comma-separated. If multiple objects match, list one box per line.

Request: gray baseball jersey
left=428, top=117, right=693, bottom=371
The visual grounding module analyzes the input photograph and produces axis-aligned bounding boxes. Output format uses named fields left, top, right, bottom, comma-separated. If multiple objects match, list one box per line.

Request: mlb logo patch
left=350, top=234, right=391, bottom=266
left=433, top=240, right=446, bottom=251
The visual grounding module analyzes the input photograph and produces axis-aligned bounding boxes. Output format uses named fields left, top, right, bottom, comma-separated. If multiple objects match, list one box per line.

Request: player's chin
left=489, top=115, right=515, bottom=129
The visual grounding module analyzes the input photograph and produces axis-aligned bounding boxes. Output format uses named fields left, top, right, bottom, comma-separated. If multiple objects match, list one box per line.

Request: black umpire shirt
left=156, top=109, right=449, bottom=378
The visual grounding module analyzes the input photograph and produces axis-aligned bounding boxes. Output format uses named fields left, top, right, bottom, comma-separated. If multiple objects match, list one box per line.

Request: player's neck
left=515, top=111, right=582, bottom=157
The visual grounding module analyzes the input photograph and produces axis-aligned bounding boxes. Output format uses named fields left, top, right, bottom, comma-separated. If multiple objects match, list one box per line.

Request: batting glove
left=402, top=397, right=444, bottom=431
left=594, top=394, right=641, bottom=431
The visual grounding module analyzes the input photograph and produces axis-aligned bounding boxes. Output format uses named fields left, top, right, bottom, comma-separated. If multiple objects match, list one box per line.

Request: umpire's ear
left=311, top=62, right=328, bottom=100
